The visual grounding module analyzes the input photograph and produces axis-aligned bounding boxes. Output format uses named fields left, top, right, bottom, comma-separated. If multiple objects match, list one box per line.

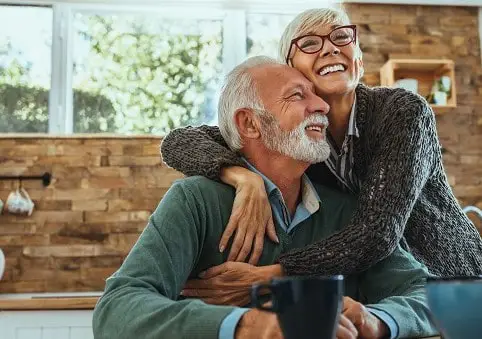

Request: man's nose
left=309, top=95, right=330, bottom=115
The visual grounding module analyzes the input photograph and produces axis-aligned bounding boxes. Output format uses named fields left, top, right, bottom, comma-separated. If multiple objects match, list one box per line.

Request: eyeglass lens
left=296, top=26, right=355, bottom=53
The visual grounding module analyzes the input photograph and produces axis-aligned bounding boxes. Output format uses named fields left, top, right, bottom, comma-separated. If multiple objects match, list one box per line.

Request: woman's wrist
left=257, top=264, right=284, bottom=283
left=220, top=166, right=263, bottom=190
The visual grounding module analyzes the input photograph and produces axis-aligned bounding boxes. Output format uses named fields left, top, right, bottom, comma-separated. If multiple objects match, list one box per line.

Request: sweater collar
left=354, top=83, right=370, bottom=135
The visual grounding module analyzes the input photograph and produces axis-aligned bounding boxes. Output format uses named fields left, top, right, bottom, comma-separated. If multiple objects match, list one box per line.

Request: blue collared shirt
left=325, top=95, right=362, bottom=194
left=219, top=161, right=398, bottom=339
left=244, top=159, right=322, bottom=233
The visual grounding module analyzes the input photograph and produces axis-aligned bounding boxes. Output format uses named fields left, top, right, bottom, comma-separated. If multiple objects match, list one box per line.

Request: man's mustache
left=300, top=114, right=329, bottom=130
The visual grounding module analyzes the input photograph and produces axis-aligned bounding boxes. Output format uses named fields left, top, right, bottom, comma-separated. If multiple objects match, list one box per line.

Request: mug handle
left=19, top=187, right=33, bottom=203
left=20, top=187, right=34, bottom=216
left=251, top=283, right=276, bottom=312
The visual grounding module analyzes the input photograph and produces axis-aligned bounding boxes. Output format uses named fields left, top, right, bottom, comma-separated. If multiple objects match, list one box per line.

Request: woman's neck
left=325, top=91, right=356, bottom=148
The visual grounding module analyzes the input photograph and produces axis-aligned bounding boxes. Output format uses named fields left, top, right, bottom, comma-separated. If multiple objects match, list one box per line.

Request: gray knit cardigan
left=160, top=84, right=482, bottom=277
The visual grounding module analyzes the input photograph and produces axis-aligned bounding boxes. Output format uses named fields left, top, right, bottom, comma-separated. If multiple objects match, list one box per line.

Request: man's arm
left=92, top=181, right=236, bottom=339
left=359, top=245, right=438, bottom=339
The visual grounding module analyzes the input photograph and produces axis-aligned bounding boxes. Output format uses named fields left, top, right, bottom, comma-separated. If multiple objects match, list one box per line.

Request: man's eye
left=290, top=92, right=304, bottom=99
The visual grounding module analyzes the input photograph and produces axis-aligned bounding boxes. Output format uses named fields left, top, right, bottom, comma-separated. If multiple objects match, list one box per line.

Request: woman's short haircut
left=278, top=7, right=362, bottom=66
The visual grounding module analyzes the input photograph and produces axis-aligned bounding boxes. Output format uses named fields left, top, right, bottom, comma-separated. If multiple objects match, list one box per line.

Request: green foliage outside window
left=0, top=13, right=222, bottom=134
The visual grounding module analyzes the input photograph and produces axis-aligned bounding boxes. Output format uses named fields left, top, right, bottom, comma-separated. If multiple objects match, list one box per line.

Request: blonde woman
left=161, top=8, right=482, bottom=278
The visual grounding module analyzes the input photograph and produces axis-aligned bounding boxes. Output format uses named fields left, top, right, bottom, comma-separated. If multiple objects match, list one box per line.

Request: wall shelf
left=380, top=58, right=457, bottom=112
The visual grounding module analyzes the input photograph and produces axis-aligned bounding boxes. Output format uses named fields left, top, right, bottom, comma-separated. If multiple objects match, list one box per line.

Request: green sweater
left=93, top=176, right=437, bottom=339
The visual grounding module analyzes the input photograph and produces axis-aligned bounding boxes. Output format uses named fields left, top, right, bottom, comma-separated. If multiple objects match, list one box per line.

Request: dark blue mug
left=251, top=275, right=343, bottom=339
left=426, top=276, right=482, bottom=339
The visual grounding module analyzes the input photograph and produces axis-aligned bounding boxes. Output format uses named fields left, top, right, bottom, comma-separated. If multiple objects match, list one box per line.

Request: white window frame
left=2, top=1, right=253, bottom=134
left=55, top=2, right=231, bottom=134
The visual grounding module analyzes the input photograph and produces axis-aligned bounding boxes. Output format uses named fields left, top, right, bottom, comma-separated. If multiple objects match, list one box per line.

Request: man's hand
left=236, top=310, right=358, bottom=339
left=337, top=314, right=359, bottom=339
left=235, top=309, right=283, bottom=339
left=343, top=297, right=389, bottom=339
left=182, top=262, right=282, bottom=306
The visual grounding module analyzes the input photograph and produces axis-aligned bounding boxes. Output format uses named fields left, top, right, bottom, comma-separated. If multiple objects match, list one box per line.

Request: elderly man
left=93, top=56, right=436, bottom=339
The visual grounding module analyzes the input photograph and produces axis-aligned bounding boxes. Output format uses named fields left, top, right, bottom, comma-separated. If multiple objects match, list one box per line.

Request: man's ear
left=234, top=108, right=261, bottom=140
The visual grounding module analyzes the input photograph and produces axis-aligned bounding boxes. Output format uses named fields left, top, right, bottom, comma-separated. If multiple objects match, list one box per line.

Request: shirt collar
left=242, top=158, right=321, bottom=214
left=347, top=95, right=360, bottom=138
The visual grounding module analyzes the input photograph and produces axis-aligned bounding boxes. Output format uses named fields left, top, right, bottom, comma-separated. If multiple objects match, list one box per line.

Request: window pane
left=73, top=12, right=223, bottom=134
left=0, top=5, right=52, bottom=133
left=247, top=13, right=295, bottom=60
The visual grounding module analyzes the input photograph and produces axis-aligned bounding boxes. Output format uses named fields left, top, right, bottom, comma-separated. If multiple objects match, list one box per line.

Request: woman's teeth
left=319, top=64, right=345, bottom=76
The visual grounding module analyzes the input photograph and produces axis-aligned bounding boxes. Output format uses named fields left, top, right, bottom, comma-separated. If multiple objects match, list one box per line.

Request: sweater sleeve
left=278, top=94, right=438, bottom=276
left=92, top=182, right=236, bottom=339
left=361, top=245, right=438, bottom=339
left=160, top=125, right=246, bottom=180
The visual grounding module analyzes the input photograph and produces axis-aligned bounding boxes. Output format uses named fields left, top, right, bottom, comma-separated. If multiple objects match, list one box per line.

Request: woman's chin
left=313, top=74, right=358, bottom=96
left=316, top=82, right=353, bottom=97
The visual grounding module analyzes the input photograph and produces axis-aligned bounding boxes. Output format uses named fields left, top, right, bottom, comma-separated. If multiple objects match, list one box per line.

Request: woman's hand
left=220, top=167, right=278, bottom=264
left=181, top=262, right=283, bottom=306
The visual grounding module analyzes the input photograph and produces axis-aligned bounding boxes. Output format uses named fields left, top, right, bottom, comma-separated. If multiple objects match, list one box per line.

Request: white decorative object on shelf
left=0, top=248, right=5, bottom=281
left=393, top=78, right=418, bottom=94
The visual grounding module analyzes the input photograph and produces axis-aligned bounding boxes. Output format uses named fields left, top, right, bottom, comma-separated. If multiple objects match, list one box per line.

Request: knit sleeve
left=278, top=94, right=438, bottom=276
left=160, top=125, right=246, bottom=180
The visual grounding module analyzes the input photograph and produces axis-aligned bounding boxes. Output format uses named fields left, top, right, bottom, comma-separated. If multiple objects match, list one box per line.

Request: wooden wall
left=0, top=137, right=182, bottom=292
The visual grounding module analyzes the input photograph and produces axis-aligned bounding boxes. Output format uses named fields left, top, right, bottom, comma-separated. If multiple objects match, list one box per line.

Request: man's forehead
left=252, top=65, right=312, bottom=92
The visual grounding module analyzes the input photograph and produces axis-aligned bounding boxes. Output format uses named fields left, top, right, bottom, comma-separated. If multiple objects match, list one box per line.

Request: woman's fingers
left=184, top=279, right=211, bottom=290
left=201, top=293, right=250, bottom=306
left=199, top=262, right=229, bottom=279
left=219, top=212, right=240, bottom=253
left=265, top=216, right=279, bottom=244
left=228, top=225, right=247, bottom=261
left=182, top=288, right=249, bottom=306
left=235, top=229, right=256, bottom=262
left=248, top=229, right=265, bottom=265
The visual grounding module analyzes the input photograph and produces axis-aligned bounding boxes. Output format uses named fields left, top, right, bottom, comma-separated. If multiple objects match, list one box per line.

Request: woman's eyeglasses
left=285, top=25, right=357, bottom=64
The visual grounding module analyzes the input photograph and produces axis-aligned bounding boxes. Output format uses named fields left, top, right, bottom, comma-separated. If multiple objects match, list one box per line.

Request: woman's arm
left=278, top=95, right=438, bottom=276
left=160, top=125, right=246, bottom=179
left=161, top=124, right=276, bottom=263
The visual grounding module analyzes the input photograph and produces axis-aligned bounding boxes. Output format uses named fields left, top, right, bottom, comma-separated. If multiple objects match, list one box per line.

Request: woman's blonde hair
left=279, top=7, right=362, bottom=66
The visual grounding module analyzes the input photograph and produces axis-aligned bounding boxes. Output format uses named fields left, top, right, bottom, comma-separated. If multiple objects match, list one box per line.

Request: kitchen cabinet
left=0, top=293, right=100, bottom=339
left=0, top=310, right=94, bottom=339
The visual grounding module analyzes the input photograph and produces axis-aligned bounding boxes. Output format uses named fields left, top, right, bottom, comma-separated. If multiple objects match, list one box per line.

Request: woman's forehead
left=297, top=21, right=347, bottom=37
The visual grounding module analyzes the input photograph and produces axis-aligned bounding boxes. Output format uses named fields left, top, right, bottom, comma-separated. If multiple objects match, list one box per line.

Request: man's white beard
left=260, top=113, right=330, bottom=164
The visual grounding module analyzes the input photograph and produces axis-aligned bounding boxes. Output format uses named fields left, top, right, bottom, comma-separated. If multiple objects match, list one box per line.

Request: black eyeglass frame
left=285, top=24, right=357, bottom=65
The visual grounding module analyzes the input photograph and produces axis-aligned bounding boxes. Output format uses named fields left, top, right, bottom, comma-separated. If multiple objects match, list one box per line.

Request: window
left=247, top=13, right=295, bottom=60
left=72, top=12, right=223, bottom=134
left=0, top=1, right=329, bottom=135
left=0, top=5, right=53, bottom=133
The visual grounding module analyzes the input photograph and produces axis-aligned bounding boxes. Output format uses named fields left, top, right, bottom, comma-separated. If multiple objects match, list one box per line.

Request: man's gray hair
left=218, top=56, right=283, bottom=151
left=278, top=7, right=363, bottom=67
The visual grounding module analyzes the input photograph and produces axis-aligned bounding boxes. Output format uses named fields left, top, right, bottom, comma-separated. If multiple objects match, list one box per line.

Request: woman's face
left=290, top=24, right=363, bottom=98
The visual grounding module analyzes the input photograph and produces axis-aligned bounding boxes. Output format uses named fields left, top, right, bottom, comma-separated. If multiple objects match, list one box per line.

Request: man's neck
left=244, top=151, right=308, bottom=216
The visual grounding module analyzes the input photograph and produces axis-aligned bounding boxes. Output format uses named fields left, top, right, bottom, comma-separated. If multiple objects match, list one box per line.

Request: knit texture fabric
left=160, top=84, right=482, bottom=277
